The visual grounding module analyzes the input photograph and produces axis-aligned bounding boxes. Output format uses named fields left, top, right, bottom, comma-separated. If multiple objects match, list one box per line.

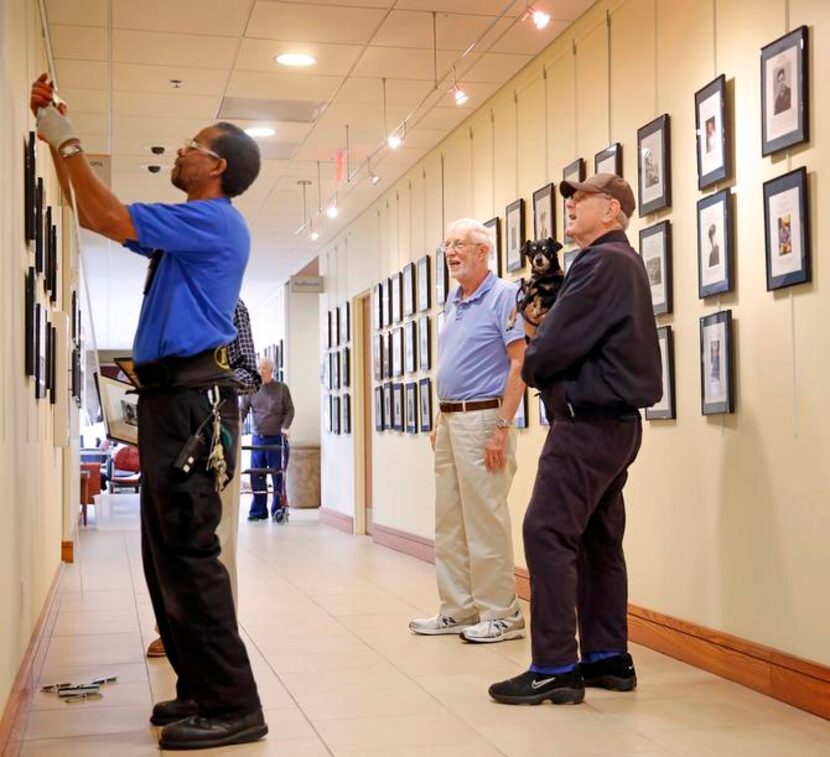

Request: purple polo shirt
left=436, top=272, right=524, bottom=401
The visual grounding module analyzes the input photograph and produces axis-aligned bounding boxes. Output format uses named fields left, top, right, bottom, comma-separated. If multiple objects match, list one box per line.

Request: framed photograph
left=763, top=166, right=810, bottom=290
left=279, top=339, right=284, bottom=368
left=563, top=249, right=579, bottom=275
left=419, top=377, right=433, bottom=433
left=391, top=271, right=403, bottom=323
left=25, top=131, right=36, bottom=242
left=373, top=282, right=383, bottom=330
left=505, top=199, right=525, bottom=272
left=45, top=323, right=53, bottom=400
left=48, top=324, right=57, bottom=405
left=697, top=189, right=733, bottom=298
left=761, top=26, right=809, bottom=156
left=374, top=386, right=384, bottom=431
left=383, top=382, right=393, bottom=431
left=392, top=326, right=403, bottom=377
left=418, top=315, right=431, bottom=371
left=483, top=217, right=501, bottom=276
left=94, top=373, right=139, bottom=445
left=435, top=246, right=449, bottom=305
left=340, top=302, right=350, bottom=343
left=35, top=304, right=47, bottom=400
left=71, top=346, right=82, bottom=407
left=639, top=220, right=672, bottom=315
left=342, top=393, right=351, bottom=434
left=35, top=178, right=44, bottom=275
left=562, top=158, right=585, bottom=241
left=417, top=255, right=431, bottom=311
left=403, top=262, right=416, bottom=317
left=332, top=395, right=341, bottom=435
left=384, top=331, right=393, bottom=379
left=700, top=311, right=734, bottom=415
left=514, top=389, right=528, bottom=429
left=323, top=393, right=331, bottom=432
left=329, top=351, right=340, bottom=390
left=538, top=396, right=550, bottom=427
left=637, top=114, right=671, bottom=216
left=695, top=75, right=729, bottom=189
left=326, top=310, right=333, bottom=349
left=373, top=334, right=384, bottom=381
left=405, top=382, right=418, bottom=434
left=404, top=320, right=417, bottom=374
left=25, top=267, right=35, bottom=376
left=392, top=382, right=404, bottom=431
left=384, top=276, right=393, bottom=325
left=646, top=326, right=676, bottom=421
left=341, top=347, right=351, bottom=388
left=532, top=184, right=555, bottom=241
left=594, top=143, right=622, bottom=176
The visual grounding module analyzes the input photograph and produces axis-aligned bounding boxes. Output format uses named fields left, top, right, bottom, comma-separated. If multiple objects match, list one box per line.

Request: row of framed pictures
left=326, top=302, right=350, bottom=349
left=373, top=314, right=438, bottom=381
left=325, top=346, right=350, bottom=391
left=24, top=268, right=56, bottom=403
left=324, top=392, right=351, bottom=435
left=25, top=132, right=61, bottom=305
left=372, top=255, right=442, bottom=331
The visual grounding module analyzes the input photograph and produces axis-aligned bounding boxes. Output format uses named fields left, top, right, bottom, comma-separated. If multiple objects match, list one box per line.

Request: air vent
left=218, top=97, right=325, bottom=123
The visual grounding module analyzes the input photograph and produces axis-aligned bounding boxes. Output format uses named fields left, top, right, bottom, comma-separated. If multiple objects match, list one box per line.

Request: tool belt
left=133, top=346, right=234, bottom=391
left=439, top=398, right=502, bottom=413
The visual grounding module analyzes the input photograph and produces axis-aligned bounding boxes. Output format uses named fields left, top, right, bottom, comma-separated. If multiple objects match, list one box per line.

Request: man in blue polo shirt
left=409, top=218, right=527, bottom=643
left=32, top=74, right=267, bottom=750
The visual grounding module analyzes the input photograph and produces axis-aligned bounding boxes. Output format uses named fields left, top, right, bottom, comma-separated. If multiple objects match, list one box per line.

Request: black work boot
left=149, top=698, right=199, bottom=726
left=159, top=708, right=268, bottom=750
left=579, top=652, right=637, bottom=691
left=488, top=669, right=585, bottom=705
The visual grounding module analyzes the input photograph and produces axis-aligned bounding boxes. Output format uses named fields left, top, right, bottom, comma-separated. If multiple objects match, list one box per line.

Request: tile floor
left=17, top=493, right=830, bottom=756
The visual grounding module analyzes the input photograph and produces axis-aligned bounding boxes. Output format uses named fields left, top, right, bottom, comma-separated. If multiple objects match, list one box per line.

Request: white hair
left=615, top=210, right=630, bottom=230
left=258, top=356, right=275, bottom=371
left=446, top=218, right=491, bottom=246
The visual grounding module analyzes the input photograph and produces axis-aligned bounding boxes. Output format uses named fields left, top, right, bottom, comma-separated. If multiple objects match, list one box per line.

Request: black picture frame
left=341, top=347, right=351, bottom=388
left=637, top=114, right=672, bottom=216
left=391, top=271, right=403, bottom=323
left=763, top=166, right=810, bottom=291
left=562, top=158, right=585, bottom=242
left=695, top=75, right=729, bottom=189
left=418, top=377, right=433, bottom=433
left=25, top=132, right=36, bottom=242
left=435, top=246, right=449, bottom=305
left=700, top=311, right=734, bottom=415
left=95, top=373, right=139, bottom=445
left=332, top=395, right=341, bottom=435
left=383, top=382, right=393, bottom=431
left=697, top=188, right=733, bottom=298
left=392, top=326, right=403, bottom=377
left=329, top=351, right=340, bottom=390
left=384, top=331, right=392, bottom=379
left=532, top=184, right=555, bottom=241
left=639, top=220, right=672, bottom=315
left=44, top=207, right=53, bottom=298
left=505, top=199, right=525, bottom=272
left=384, top=276, right=393, bottom=326
left=35, top=304, right=47, bottom=400
left=404, top=320, right=417, bottom=374
left=761, top=25, right=809, bottom=157
left=514, top=388, right=528, bottom=429
left=646, top=326, right=676, bottom=421
left=392, top=382, right=404, bottom=432
left=71, top=346, right=82, bottom=407
left=373, top=334, right=384, bottom=381
left=35, top=178, right=44, bottom=275
left=340, top=302, right=350, bottom=343
left=50, top=220, right=59, bottom=304
left=374, top=386, right=384, bottom=431
left=594, top=143, right=622, bottom=176
left=483, top=217, right=501, bottom=276
left=417, top=254, right=431, bottom=312
left=326, top=310, right=333, bottom=349
left=373, top=282, right=383, bottom=330
left=405, top=382, right=418, bottom=434
left=48, top=323, right=57, bottom=405
left=403, top=262, right=416, bottom=317
left=342, top=393, right=351, bottom=434
left=418, top=315, right=431, bottom=371
left=25, top=267, right=35, bottom=376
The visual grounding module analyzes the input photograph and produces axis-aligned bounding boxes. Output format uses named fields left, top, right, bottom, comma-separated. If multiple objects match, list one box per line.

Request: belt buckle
left=461, top=400, right=467, bottom=412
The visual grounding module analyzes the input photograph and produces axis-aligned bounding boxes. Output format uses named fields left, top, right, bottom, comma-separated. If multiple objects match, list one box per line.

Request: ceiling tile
left=113, top=29, right=238, bottom=68
left=114, top=63, right=230, bottom=96
left=372, top=10, right=496, bottom=52
left=394, top=0, right=523, bottom=16
left=45, top=0, right=107, bottom=27
left=351, top=46, right=440, bottom=79
left=335, top=77, right=433, bottom=106
left=57, top=87, right=108, bottom=114
left=114, top=91, right=222, bottom=120
left=50, top=24, right=108, bottom=61
left=112, top=114, right=213, bottom=141
left=73, top=111, right=108, bottom=135
left=54, top=59, right=108, bottom=90
left=457, top=51, right=533, bottom=83
left=235, top=38, right=363, bottom=76
left=246, top=3, right=388, bottom=45
left=113, top=0, right=251, bottom=37
left=226, top=70, right=343, bottom=102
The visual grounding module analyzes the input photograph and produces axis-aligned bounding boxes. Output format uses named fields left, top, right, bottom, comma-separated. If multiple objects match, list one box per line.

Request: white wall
left=317, top=0, right=830, bottom=667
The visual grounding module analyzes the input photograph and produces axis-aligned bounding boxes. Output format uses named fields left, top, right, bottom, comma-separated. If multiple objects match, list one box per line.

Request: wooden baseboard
left=0, top=564, right=64, bottom=757
left=61, top=540, right=73, bottom=563
left=318, top=507, right=354, bottom=534
left=372, top=523, right=435, bottom=563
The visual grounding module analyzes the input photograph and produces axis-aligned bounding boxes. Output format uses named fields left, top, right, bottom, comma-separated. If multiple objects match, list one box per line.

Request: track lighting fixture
left=524, top=3, right=551, bottom=30
left=450, top=66, right=468, bottom=106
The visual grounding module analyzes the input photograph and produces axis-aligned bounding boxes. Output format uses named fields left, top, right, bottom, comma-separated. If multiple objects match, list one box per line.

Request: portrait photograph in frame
left=435, top=246, right=449, bottom=305
left=697, top=188, right=733, bottom=298
left=403, top=262, right=416, bottom=317
left=417, top=254, right=431, bottom=311
left=373, top=334, right=383, bottom=381
left=384, top=276, right=393, bottom=325
left=340, top=302, right=350, bottom=343
left=392, top=382, right=404, bottom=432
left=25, top=267, right=35, bottom=376
left=646, top=325, right=676, bottom=421
left=418, top=315, right=431, bottom=371
left=483, top=217, right=501, bottom=276
left=637, top=114, right=671, bottom=216
left=35, top=178, right=44, bottom=275
left=404, top=320, right=417, bottom=374
left=594, top=143, right=622, bottom=176
left=25, top=131, right=36, bottom=242
left=331, top=395, right=340, bottom=435
left=392, top=326, right=403, bottom=377
left=639, top=220, right=672, bottom=315
left=341, top=347, right=351, bottom=388
left=763, top=166, right=810, bottom=291
left=391, top=271, right=403, bottom=323
left=700, top=310, right=734, bottom=415
left=761, top=25, right=809, bottom=156
left=383, top=382, right=393, bottom=431
left=562, top=158, right=585, bottom=242
left=419, top=377, right=433, bottom=433
left=342, top=393, right=351, bottom=434
left=44, top=207, right=53, bottom=296
left=373, top=282, right=383, bottom=330
left=695, top=75, right=729, bottom=189
left=405, top=382, right=418, bottom=434
left=329, top=351, right=340, bottom=390
left=374, top=386, right=384, bottom=431
left=532, top=184, right=555, bottom=240
left=505, top=198, right=525, bottom=272
left=94, top=373, right=139, bottom=446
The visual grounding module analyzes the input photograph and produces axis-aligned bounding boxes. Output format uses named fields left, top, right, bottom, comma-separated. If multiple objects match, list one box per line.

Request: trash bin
left=285, top=444, right=320, bottom=508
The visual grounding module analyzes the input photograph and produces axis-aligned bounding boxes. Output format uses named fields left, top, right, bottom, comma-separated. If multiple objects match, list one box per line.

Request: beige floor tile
left=296, top=686, right=445, bottom=721
left=22, top=705, right=151, bottom=740
left=162, top=738, right=331, bottom=757
left=42, top=632, right=145, bottom=670
left=251, top=632, right=368, bottom=658
left=279, top=663, right=413, bottom=695
left=59, top=589, right=137, bottom=612
left=19, top=729, right=159, bottom=756
left=261, top=648, right=391, bottom=674
left=647, top=722, right=830, bottom=756
left=52, top=609, right=140, bottom=637
left=37, top=662, right=148, bottom=687
left=30, top=680, right=152, bottom=711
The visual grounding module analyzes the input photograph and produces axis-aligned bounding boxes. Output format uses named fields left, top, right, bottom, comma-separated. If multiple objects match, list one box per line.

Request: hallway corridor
left=17, top=496, right=830, bottom=756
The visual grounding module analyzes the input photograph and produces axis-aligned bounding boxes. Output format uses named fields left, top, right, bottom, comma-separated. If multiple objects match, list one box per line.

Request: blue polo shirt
left=124, top=198, right=249, bottom=363
left=436, top=273, right=524, bottom=401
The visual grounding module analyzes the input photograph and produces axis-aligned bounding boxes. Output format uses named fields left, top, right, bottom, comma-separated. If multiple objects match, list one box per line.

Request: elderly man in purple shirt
left=409, top=218, right=527, bottom=643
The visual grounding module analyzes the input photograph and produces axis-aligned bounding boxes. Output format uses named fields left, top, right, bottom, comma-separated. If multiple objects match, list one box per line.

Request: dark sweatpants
left=523, top=418, right=642, bottom=667
left=138, top=387, right=261, bottom=717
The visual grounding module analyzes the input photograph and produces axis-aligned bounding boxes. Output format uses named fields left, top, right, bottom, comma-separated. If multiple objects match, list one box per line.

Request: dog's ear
left=543, top=237, right=564, bottom=254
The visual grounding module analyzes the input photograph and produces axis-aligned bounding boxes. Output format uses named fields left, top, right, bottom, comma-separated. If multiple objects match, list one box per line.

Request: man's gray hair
left=615, top=210, right=630, bottom=231
left=446, top=218, right=492, bottom=246
left=258, top=356, right=275, bottom=371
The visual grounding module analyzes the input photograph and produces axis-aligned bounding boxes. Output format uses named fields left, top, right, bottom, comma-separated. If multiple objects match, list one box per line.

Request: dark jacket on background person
left=522, top=230, right=662, bottom=417
left=239, top=382, right=294, bottom=435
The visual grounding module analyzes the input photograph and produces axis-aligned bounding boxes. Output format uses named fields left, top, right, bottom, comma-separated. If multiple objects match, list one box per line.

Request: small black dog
left=507, top=237, right=565, bottom=328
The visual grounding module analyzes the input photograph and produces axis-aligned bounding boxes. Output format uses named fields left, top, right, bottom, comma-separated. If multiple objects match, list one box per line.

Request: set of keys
left=41, top=676, right=117, bottom=703
left=206, top=386, right=229, bottom=492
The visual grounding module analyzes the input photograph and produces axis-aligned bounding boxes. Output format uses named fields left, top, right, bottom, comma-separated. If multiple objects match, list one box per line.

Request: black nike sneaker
left=579, top=652, right=637, bottom=691
left=488, top=669, right=585, bottom=705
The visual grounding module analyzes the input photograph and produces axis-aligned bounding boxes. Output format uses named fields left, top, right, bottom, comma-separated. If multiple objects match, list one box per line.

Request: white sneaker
left=409, top=614, right=477, bottom=636
left=460, top=611, right=525, bottom=643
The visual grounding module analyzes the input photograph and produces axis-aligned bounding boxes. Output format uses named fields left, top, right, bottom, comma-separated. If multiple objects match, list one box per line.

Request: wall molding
left=0, top=564, right=64, bottom=757
left=61, top=541, right=73, bottom=563
left=371, top=523, right=435, bottom=563
left=318, top=507, right=353, bottom=534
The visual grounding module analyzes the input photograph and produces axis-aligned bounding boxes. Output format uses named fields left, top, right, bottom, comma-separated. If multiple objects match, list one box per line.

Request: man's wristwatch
left=495, top=417, right=512, bottom=429
left=59, top=142, right=83, bottom=159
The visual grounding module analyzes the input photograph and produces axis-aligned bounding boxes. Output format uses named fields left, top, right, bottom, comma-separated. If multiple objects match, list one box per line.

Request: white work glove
left=36, top=104, right=78, bottom=150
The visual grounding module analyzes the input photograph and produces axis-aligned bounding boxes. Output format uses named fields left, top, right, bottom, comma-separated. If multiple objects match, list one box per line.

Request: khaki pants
left=215, top=438, right=242, bottom=611
left=434, top=407, right=520, bottom=621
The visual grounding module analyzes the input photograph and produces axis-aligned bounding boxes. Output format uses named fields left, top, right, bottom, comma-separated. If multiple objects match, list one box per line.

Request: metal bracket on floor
left=41, top=676, right=117, bottom=703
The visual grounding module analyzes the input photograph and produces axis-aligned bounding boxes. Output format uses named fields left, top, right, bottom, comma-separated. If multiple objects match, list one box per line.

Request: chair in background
left=79, top=462, right=102, bottom=526
left=109, top=445, right=141, bottom=493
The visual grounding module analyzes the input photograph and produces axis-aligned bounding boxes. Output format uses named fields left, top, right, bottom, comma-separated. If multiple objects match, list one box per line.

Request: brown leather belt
left=439, top=398, right=502, bottom=413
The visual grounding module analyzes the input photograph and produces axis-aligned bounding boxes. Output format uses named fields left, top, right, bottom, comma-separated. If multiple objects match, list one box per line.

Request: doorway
left=354, top=293, right=373, bottom=534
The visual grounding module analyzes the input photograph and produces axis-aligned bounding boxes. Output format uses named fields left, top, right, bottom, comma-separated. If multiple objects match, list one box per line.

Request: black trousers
left=523, top=418, right=642, bottom=667
left=138, top=387, right=260, bottom=717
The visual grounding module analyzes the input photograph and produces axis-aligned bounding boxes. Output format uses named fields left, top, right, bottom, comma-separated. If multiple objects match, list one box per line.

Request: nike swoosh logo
left=531, top=677, right=557, bottom=689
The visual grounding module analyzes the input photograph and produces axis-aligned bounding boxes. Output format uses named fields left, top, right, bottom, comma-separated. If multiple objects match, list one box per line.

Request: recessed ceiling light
left=275, top=53, right=316, bottom=67
left=244, top=126, right=276, bottom=138
left=387, top=133, right=402, bottom=150
left=532, top=9, right=550, bottom=29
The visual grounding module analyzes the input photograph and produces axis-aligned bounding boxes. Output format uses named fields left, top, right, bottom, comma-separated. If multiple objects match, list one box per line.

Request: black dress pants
left=523, top=418, right=642, bottom=667
left=138, top=387, right=260, bottom=717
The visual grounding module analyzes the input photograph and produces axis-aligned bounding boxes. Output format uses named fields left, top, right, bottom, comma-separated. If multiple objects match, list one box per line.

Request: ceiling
left=45, top=0, right=595, bottom=348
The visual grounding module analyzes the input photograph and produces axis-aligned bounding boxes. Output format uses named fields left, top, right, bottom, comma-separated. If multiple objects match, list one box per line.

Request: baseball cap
left=560, top=173, right=636, bottom=217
